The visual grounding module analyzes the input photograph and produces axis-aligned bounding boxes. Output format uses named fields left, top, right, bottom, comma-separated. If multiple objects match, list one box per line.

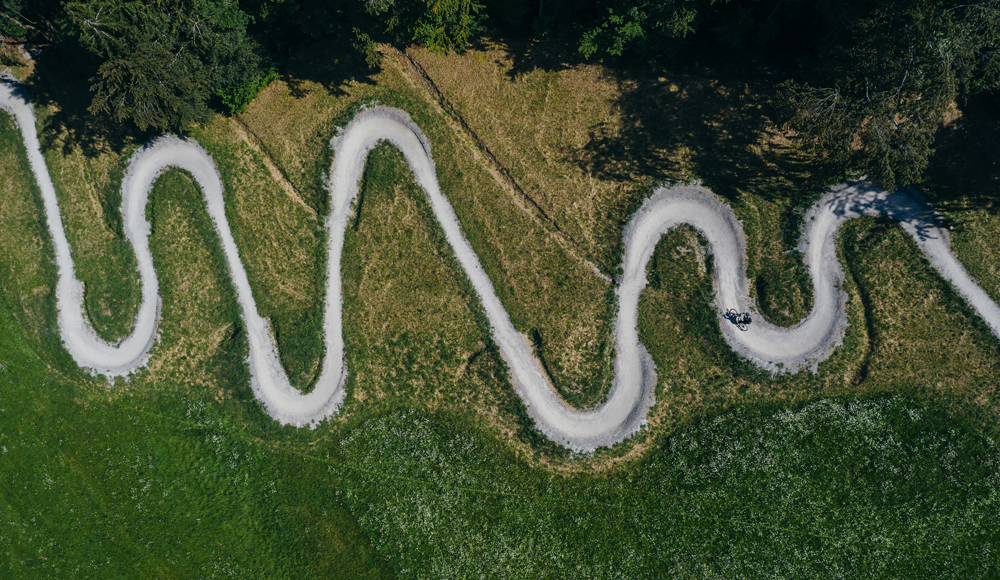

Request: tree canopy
left=577, top=0, right=703, bottom=59
left=1, top=0, right=997, bottom=186
left=778, top=1, right=1000, bottom=186
left=62, top=0, right=262, bottom=131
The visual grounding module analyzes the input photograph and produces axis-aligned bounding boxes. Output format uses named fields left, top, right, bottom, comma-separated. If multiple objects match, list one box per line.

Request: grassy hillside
left=1, top=34, right=999, bottom=576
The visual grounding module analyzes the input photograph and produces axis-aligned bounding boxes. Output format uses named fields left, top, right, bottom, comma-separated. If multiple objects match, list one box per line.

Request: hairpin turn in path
left=2, top=79, right=998, bottom=452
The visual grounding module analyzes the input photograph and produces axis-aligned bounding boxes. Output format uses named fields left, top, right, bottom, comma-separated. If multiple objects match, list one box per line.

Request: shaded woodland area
left=1, top=0, right=998, bottom=187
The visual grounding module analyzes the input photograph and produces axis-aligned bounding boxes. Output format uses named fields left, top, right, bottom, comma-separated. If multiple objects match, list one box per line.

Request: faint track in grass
left=231, top=113, right=318, bottom=215
left=388, top=46, right=611, bottom=282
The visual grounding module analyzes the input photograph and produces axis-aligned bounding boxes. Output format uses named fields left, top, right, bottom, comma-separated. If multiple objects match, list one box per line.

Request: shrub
left=217, top=67, right=281, bottom=115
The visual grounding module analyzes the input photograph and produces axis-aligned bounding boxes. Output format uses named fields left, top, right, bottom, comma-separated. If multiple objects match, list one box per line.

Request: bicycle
left=724, top=308, right=752, bottom=331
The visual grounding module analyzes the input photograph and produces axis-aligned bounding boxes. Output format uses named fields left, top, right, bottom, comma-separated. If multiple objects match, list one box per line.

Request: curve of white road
left=2, top=79, right=999, bottom=452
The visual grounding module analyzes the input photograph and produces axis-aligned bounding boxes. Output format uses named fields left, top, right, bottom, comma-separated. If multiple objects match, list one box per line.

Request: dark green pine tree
left=62, top=0, right=265, bottom=132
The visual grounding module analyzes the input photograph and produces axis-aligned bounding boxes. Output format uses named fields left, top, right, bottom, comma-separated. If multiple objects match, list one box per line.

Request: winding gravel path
left=2, top=79, right=998, bottom=452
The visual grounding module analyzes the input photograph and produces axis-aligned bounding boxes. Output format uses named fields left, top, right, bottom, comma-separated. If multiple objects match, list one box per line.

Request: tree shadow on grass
left=451, top=25, right=593, bottom=82
left=578, top=64, right=842, bottom=199
left=921, top=93, right=1000, bottom=216
left=280, top=34, right=380, bottom=100
left=568, top=55, right=848, bottom=249
left=491, top=34, right=583, bottom=81
left=18, top=32, right=381, bottom=157
left=20, top=44, right=151, bottom=157
left=425, top=28, right=849, bottom=224
left=448, top=31, right=850, bottom=245
left=465, top=31, right=846, bottom=223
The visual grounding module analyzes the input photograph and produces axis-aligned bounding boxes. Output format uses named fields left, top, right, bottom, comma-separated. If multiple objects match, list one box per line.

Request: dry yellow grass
left=408, top=39, right=836, bottom=326
left=230, top=43, right=615, bottom=408
left=192, top=116, right=329, bottom=390
left=37, top=132, right=139, bottom=343
left=407, top=41, right=632, bottom=268
left=141, top=170, right=241, bottom=394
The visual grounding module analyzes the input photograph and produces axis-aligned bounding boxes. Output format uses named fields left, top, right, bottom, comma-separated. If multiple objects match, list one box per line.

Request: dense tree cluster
left=525, top=0, right=1000, bottom=186
left=1, top=0, right=997, bottom=186
left=1, top=0, right=486, bottom=132
left=777, top=1, right=1000, bottom=186
left=62, top=0, right=263, bottom=131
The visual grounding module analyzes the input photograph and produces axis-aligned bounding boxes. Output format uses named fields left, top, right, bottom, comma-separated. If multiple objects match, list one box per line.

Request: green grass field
left=2, top=292, right=999, bottom=577
left=1, top=38, right=1000, bottom=577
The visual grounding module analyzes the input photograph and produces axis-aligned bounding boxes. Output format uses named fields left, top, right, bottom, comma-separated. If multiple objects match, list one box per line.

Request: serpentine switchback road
left=2, top=79, right=999, bottom=452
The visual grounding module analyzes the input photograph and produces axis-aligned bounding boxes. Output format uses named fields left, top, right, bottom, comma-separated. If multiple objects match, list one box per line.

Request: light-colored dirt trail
left=2, top=79, right=998, bottom=452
